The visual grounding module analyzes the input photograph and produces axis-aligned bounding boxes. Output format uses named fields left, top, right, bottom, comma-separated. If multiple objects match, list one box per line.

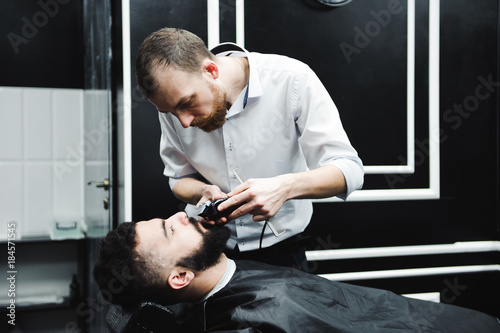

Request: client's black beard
left=176, top=218, right=230, bottom=271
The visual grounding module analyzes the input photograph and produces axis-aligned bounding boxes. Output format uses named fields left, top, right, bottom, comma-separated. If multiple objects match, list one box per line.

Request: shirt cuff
left=328, top=158, right=364, bottom=200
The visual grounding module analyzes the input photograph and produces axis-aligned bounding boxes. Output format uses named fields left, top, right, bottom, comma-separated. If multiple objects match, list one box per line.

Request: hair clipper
left=194, top=197, right=229, bottom=221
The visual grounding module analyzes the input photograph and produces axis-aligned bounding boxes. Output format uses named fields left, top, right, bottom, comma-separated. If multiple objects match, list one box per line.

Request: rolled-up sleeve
left=294, top=67, right=364, bottom=200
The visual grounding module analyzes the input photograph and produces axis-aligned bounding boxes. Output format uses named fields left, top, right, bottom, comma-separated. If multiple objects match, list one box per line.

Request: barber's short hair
left=93, top=222, right=166, bottom=306
left=136, top=27, right=215, bottom=99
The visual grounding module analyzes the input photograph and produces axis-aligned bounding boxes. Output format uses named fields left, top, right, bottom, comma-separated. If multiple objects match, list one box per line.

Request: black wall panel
left=130, top=0, right=208, bottom=220
left=130, top=0, right=499, bottom=245
left=129, top=0, right=499, bottom=316
left=245, top=0, right=409, bottom=167
left=0, top=1, right=84, bottom=88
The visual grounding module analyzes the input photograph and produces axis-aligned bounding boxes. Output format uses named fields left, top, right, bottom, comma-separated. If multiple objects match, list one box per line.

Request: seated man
left=94, top=212, right=500, bottom=332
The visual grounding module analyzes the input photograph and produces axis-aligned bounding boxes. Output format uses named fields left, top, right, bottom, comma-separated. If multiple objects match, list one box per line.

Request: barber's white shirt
left=159, top=43, right=364, bottom=251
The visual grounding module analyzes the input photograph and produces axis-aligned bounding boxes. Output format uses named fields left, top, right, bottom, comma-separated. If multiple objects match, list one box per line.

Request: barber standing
left=135, top=28, right=364, bottom=271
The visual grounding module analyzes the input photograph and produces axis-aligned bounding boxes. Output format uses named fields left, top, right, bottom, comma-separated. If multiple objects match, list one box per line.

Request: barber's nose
left=178, top=113, right=195, bottom=128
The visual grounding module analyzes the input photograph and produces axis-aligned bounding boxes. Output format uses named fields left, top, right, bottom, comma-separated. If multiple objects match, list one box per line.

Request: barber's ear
left=168, top=268, right=195, bottom=290
left=202, top=59, right=219, bottom=80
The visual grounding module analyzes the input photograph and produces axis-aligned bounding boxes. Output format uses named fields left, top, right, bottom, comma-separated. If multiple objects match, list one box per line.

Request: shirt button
left=241, top=240, right=246, bottom=245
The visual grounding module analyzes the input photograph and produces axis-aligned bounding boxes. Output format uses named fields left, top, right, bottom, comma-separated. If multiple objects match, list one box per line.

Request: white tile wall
left=0, top=164, right=23, bottom=239
left=0, top=87, right=91, bottom=239
left=25, top=163, right=53, bottom=237
left=53, top=89, right=84, bottom=161
left=24, top=89, right=53, bottom=161
left=83, top=90, right=111, bottom=237
left=0, top=87, right=110, bottom=306
left=83, top=90, right=109, bottom=162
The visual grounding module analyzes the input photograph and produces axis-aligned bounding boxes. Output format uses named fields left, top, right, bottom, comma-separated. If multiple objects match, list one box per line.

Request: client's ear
left=168, top=268, right=195, bottom=290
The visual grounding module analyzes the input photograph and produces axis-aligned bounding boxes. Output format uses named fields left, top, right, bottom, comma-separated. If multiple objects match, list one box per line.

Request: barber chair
left=106, top=301, right=262, bottom=332
left=106, top=301, right=177, bottom=333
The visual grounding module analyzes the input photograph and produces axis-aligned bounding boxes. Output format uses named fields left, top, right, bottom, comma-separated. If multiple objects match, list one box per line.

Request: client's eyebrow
left=161, top=219, right=167, bottom=238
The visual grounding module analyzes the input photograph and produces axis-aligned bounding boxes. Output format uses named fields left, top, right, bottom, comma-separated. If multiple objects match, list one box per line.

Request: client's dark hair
left=93, top=222, right=165, bottom=306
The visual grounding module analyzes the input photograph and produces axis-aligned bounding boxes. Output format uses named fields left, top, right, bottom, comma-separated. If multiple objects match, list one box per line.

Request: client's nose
left=173, top=211, right=190, bottom=225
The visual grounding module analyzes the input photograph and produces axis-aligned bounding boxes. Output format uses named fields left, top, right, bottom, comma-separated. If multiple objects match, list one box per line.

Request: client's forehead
left=134, top=219, right=163, bottom=253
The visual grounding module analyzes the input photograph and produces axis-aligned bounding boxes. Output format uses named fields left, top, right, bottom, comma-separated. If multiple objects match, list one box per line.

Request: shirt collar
left=210, top=42, right=263, bottom=103
left=198, top=257, right=236, bottom=303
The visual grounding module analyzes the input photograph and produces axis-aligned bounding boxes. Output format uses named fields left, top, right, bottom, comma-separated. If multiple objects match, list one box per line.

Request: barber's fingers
left=226, top=205, right=275, bottom=222
left=224, top=196, right=274, bottom=221
left=217, top=183, right=251, bottom=211
left=225, top=201, right=253, bottom=221
left=197, top=185, right=227, bottom=207
left=214, top=217, right=228, bottom=224
left=226, top=181, right=251, bottom=199
left=216, top=197, right=249, bottom=222
left=218, top=179, right=282, bottom=221
left=200, top=216, right=228, bottom=225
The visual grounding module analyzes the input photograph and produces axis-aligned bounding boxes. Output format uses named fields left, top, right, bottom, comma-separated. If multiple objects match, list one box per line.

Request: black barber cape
left=108, top=260, right=500, bottom=332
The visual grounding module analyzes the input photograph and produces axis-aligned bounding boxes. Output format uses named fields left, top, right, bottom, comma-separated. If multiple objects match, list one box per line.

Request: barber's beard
left=195, top=84, right=227, bottom=133
left=175, top=218, right=230, bottom=272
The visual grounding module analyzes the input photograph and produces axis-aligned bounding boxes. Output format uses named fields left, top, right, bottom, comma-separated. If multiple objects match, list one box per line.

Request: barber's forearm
left=171, top=177, right=210, bottom=205
left=282, top=165, right=347, bottom=200
left=220, top=165, right=347, bottom=221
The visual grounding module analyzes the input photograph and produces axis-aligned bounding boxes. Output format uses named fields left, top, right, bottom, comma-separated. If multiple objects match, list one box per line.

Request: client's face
left=135, top=212, right=229, bottom=273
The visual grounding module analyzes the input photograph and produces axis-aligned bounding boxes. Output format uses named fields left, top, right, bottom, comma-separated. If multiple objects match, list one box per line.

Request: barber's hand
left=196, top=185, right=229, bottom=225
left=218, top=175, right=291, bottom=222
left=198, top=184, right=226, bottom=204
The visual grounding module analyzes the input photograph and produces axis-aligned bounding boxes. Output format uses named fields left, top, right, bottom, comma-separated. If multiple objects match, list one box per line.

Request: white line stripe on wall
left=207, top=0, right=220, bottom=49
left=406, top=0, right=415, bottom=174
left=236, top=0, right=245, bottom=47
left=428, top=0, right=441, bottom=197
left=307, top=241, right=500, bottom=261
left=320, top=265, right=500, bottom=281
left=316, top=0, right=441, bottom=201
left=123, top=0, right=132, bottom=221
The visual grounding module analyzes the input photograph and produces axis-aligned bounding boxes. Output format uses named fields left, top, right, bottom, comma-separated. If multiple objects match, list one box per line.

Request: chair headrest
left=106, top=301, right=176, bottom=333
